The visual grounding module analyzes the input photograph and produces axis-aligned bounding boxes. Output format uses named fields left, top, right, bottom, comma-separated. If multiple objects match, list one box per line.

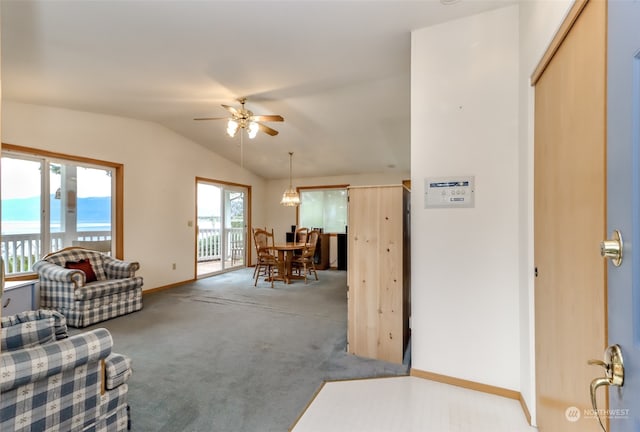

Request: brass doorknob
left=589, top=344, right=625, bottom=432
left=601, top=229, right=623, bottom=267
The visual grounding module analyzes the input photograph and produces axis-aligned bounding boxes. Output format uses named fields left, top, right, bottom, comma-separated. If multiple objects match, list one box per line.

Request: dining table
left=268, top=242, right=307, bottom=284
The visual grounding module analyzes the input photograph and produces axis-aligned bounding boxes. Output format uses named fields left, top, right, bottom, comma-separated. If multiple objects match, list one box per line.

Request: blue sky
left=2, top=158, right=112, bottom=199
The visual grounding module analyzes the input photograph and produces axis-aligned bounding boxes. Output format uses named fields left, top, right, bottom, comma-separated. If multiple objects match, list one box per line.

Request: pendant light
left=280, top=152, right=301, bottom=206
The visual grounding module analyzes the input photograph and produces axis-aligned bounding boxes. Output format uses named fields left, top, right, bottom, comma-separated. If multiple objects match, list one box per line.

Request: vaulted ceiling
left=1, top=0, right=514, bottom=179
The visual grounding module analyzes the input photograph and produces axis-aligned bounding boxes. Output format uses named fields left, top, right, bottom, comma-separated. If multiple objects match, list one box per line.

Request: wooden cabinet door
left=347, top=185, right=404, bottom=364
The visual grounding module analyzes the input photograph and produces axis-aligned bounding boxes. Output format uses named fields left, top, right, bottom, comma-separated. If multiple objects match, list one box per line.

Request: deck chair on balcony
left=72, top=239, right=112, bottom=255
left=253, top=228, right=280, bottom=288
left=231, top=237, right=244, bottom=265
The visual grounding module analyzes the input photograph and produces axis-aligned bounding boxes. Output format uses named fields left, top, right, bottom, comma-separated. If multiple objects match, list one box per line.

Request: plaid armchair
left=0, top=310, right=132, bottom=431
left=33, top=247, right=143, bottom=328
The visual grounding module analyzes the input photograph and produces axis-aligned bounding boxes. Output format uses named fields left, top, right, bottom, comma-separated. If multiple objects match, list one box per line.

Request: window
left=298, top=186, right=348, bottom=234
left=1, top=148, right=119, bottom=276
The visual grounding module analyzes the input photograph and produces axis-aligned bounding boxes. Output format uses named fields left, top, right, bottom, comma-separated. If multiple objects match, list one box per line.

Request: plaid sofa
left=33, top=247, right=143, bottom=328
left=0, top=310, right=132, bottom=431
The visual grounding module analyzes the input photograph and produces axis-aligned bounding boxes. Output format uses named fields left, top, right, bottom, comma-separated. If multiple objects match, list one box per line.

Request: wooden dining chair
left=292, top=229, right=320, bottom=283
left=295, top=227, right=309, bottom=243
left=253, top=228, right=280, bottom=287
left=293, top=227, right=309, bottom=257
left=251, top=227, right=266, bottom=279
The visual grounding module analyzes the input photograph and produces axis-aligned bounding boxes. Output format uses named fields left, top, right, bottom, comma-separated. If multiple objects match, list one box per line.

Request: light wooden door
left=533, top=0, right=607, bottom=430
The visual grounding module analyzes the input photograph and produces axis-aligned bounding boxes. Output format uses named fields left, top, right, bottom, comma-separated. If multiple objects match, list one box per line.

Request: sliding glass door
left=223, top=188, right=246, bottom=268
left=1, top=152, right=115, bottom=276
left=196, top=180, right=247, bottom=277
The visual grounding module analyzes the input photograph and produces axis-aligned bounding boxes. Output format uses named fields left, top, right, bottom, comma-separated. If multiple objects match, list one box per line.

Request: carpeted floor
left=84, top=268, right=409, bottom=432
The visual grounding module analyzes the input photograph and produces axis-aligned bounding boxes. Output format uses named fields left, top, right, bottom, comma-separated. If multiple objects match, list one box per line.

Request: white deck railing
left=197, top=227, right=244, bottom=263
left=1, top=231, right=111, bottom=275
left=2, top=228, right=245, bottom=275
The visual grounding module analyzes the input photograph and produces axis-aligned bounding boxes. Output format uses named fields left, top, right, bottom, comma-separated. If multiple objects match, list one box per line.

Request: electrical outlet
left=172, top=263, right=176, bottom=270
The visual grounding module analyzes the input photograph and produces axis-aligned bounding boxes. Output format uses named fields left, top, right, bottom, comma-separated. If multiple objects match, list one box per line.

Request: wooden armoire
left=346, top=185, right=410, bottom=365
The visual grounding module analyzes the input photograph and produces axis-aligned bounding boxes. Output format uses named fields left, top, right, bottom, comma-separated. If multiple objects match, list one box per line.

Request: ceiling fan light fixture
left=248, top=121, right=259, bottom=139
left=280, top=152, right=300, bottom=207
left=226, top=119, right=239, bottom=137
left=195, top=98, right=283, bottom=140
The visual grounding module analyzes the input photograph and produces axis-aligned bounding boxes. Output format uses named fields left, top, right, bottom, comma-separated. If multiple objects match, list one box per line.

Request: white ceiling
left=1, top=0, right=515, bottom=179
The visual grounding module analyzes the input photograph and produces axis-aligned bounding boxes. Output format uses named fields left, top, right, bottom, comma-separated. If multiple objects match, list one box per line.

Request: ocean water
left=2, top=221, right=111, bottom=235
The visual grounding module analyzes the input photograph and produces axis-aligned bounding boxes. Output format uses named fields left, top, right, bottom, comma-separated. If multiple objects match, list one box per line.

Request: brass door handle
left=589, top=344, right=625, bottom=432
left=601, top=230, right=623, bottom=267
left=590, top=376, right=610, bottom=428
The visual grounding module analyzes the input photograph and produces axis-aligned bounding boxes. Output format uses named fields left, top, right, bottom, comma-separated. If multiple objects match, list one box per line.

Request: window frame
left=296, top=184, right=349, bottom=234
left=2, top=143, right=124, bottom=280
left=195, top=176, right=252, bottom=277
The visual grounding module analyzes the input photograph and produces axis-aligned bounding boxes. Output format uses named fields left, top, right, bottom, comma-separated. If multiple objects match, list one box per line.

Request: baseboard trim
left=519, top=393, right=532, bottom=426
left=143, top=279, right=196, bottom=295
left=410, top=368, right=532, bottom=425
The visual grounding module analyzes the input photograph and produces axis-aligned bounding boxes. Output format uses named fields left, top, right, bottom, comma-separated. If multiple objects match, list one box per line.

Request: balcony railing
left=2, top=228, right=245, bottom=275
left=1, top=231, right=111, bottom=275
left=197, top=227, right=244, bottom=263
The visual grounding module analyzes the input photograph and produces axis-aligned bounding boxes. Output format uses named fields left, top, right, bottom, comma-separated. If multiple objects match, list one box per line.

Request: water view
left=2, top=221, right=111, bottom=235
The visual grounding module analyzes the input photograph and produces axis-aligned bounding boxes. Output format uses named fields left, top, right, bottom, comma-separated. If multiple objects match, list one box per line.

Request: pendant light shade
left=281, top=152, right=300, bottom=206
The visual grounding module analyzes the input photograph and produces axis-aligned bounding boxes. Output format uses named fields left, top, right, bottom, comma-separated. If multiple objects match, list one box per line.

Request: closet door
left=533, top=0, right=606, bottom=430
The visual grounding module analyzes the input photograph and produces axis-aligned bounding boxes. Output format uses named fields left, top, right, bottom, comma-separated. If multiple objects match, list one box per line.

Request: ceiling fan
left=194, top=97, right=284, bottom=138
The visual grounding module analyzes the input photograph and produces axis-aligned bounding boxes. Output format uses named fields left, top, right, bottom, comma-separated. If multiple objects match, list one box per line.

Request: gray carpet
left=84, top=268, right=409, bottom=432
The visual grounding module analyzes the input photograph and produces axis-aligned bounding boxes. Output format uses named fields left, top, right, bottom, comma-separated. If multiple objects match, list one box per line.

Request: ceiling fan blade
left=193, top=117, right=227, bottom=121
left=251, top=114, right=284, bottom=122
left=221, top=104, right=240, bottom=116
left=258, top=123, right=279, bottom=136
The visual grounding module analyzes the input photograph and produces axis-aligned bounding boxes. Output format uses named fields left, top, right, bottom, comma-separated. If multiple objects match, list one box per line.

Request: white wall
left=411, top=5, right=520, bottom=391
left=2, top=101, right=267, bottom=290
left=517, top=0, right=573, bottom=424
